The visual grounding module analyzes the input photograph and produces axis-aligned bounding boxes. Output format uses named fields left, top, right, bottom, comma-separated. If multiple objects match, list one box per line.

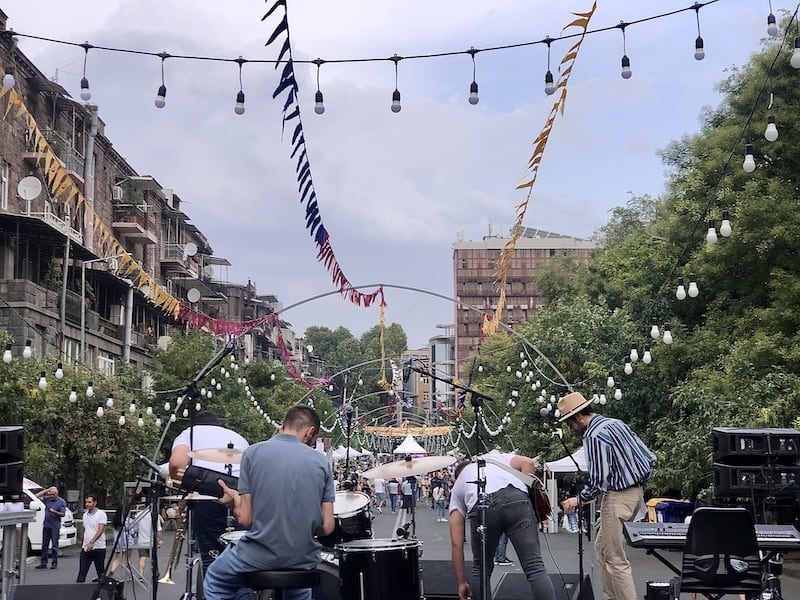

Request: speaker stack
left=712, top=427, right=800, bottom=524
left=0, top=426, right=24, bottom=500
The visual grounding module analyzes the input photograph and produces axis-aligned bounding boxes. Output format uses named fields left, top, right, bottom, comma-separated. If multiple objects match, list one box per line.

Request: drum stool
left=243, top=569, right=321, bottom=600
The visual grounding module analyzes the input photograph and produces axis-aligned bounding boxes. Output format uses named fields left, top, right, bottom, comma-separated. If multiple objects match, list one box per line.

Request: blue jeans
left=203, top=544, right=310, bottom=600
left=468, top=485, right=554, bottom=600
left=494, top=532, right=509, bottom=560
left=436, top=499, right=447, bottom=520
left=40, top=526, right=59, bottom=565
left=76, top=548, right=106, bottom=583
left=192, top=500, right=230, bottom=574
left=389, top=493, right=398, bottom=512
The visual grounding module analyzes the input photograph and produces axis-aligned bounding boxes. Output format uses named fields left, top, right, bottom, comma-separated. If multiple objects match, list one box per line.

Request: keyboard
left=623, top=522, right=800, bottom=550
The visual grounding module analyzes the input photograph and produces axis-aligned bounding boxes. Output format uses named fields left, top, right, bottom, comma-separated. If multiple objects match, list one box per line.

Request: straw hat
left=557, top=392, right=594, bottom=422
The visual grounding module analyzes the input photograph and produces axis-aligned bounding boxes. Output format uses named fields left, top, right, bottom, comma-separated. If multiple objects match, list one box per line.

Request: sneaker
left=35, top=564, right=47, bottom=570
left=494, top=558, right=513, bottom=566
left=50, top=563, right=57, bottom=569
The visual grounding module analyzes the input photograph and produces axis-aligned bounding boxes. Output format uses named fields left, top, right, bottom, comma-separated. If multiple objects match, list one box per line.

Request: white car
left=0, top=478, right=78, bottom=554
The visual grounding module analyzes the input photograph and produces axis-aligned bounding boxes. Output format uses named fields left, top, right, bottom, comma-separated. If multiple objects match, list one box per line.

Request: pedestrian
left=494, top=532, right=513, bottom=565
left=432, top=481, right=447, bottom=522
left=387, top=478, right=399, bottom=514
left=76, top=494, right=108, bottom=583
left=34, top=485, right=67, bottom=570
left=449, top=454, right=555, bottom=600
left=132, top=504, right=163, bottom=582
left=401, top=477, right=414, bottom=515
left=109, top=503, right=135, bottom=581
left=373, top=477, right=386, bottom=513
left=559, top=391, right=656, bottom=600
left=203, top=405, right=335, bottom=600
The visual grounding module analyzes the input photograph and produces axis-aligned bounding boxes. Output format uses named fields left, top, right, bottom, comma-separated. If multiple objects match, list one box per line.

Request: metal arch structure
left=278, top=282, right=571, bottom=389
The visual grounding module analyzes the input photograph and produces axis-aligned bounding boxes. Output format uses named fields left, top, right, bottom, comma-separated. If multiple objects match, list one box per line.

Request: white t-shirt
left=132, top=508, right=162, bottom=548
left=373, top=478, right=386, bottom=494
left=449, top=453, right=526, bottom=516
left=172, top=425, right=249, bottom=476
left=83, top=508, right=108, bottom=550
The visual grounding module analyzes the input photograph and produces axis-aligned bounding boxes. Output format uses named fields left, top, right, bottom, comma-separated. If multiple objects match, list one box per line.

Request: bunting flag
left=263, top=1, right=385, bottom=310
left=482, top=2, right=597, bottom=337
left=0, top=85, right=182, bottom=318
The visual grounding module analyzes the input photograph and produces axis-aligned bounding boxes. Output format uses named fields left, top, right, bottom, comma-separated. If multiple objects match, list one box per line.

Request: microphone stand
left=343, top=404, right=353, bottom=484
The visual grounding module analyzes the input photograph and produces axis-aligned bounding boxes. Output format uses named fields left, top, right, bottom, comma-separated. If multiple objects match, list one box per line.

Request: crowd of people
left=10, top=390, right=657, bottom=600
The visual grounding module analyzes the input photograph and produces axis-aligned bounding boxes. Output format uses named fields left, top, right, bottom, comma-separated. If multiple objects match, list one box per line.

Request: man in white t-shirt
left=132, top=506, right=163, bottom=582
left=448, top=453, right=555, bottom=600
left=76, top=494, right=108, bottom=583
left=373, top=478, right=386, bottom=512
left=169, top=411, right=249, bottom=572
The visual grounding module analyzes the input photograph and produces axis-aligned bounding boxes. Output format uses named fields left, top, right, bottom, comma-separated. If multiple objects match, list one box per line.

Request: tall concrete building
left=453, top=227, right=599, bottom=379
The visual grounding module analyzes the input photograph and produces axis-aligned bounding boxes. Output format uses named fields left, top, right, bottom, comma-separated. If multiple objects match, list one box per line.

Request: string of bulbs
left=2, top=0, right=780, bottom=114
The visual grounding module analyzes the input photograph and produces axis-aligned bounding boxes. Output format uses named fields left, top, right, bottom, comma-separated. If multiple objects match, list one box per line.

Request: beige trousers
left=595, top=486, right=643, bottom=600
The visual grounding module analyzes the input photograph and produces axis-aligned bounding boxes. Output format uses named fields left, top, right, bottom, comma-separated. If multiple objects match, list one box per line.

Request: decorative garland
left=483, top=3, right=597, bottom=336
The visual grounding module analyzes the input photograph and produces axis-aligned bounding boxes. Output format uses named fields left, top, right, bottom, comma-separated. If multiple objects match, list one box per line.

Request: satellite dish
left=17, top=176, right=42, bottom=201
left=157, top=335, right=173, bottom=350
left=184, top=242, right=198, bottom=257
left=203, top=265, right=215, bottom=279
left=186, top=287, right=201, bottom=303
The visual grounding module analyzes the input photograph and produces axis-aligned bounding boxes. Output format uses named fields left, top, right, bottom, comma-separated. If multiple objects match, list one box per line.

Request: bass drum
left=336, top=538, right=422, bottom=600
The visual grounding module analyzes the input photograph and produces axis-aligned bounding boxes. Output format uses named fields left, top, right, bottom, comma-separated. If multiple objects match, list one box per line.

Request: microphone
left=396, top=523, right=411, bottom=538
left=130, top=451, right=166, bottom=479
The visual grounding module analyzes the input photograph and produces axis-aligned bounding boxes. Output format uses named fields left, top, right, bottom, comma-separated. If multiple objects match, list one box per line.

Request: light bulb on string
left=599, top=393, right=607, bottom=405
left=390, top=54, right=402, bottom=113
left=182, top=409, right=189, bottom=418
left=624, top=358, right=633, bottom=376
left=234, top=56, right=247, bottom=115
left=720, top=209, right=732, bottom=237
left=607, top=374, right=615, bottom=388
left=137, top=414, right=144, bottom=427
left=69, top=386, right=77, bottom=403
left=642, top=345, right=652, bottom=364
left=688, top=274, right=699, bottom=298
left=694, top=37, right=705, bottom=61
left=216, top=382, right=222, bottom=391
left=663, top=323, right=673, bottom=345
left=38, top=371, right=47, bottom=391
left=154, top=52, right=170, bottom=108
left=164, top=401, right=171, bottom=411
left=106, top=395, right=114, bottom=408
left=791, top=37, right=800, bottom=69
left=468, top=47, right=479, bottom=105
left=170, top=414, right=177, bottom=423
left=743, top=144, right=756, bottom=172
left=118, top=415, right=126, bottom=426
left=3, top=344, right=11, bottom=363
left=79, top=42, right=92, bottom=100
left=614, top=388, right=623, bottom=401
left=629, top=342, right=639, bottom=363
left=86, top=381, right=94, bottom=398
left=155, top=417, right=162, bottom=427
left=22, top=339, right=32, bottom=359
left=196, top=402, right=202, bottom=411
left=545, top=70, right=555, bottom=95
left=55, top=362, right=64, bottom=379
left=96, top=404, right=104, bottom=418
left=676, top=276, right=687, bottom=300
left=129, top=402, right=136, bottom=414
left=146, top=406, right=153, bottom=416
left=2, top=66, right=15, bottom=88
left=618, top=22, right=632, bottom=79
left=765, top=115, right=778, bottom=142
left=706, top=220, right=717, bottom=244
left=650, top=320, right=660, bottom=339
left=767, top=12, right=779, bottom=37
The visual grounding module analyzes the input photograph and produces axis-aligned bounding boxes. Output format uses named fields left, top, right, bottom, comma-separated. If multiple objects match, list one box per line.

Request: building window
left=0, top=160, right=8, bottom=210
left=98, top=354, right=116, bottom=377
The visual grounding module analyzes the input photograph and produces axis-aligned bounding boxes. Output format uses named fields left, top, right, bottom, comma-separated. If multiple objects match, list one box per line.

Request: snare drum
left=219, top=530, right=247, bottom=546
left=317, top=491, right=372, bottom=549
left=337, top=538, right=422, bottom=600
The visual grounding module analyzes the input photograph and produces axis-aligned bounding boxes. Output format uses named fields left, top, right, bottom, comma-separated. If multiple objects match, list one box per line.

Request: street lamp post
left=80, top=254, right=125, bottom=365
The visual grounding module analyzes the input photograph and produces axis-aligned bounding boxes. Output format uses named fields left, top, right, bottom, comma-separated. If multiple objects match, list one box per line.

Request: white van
left=0, top=478, right=78, bottom=554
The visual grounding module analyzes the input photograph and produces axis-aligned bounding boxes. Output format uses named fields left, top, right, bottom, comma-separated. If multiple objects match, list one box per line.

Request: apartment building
left=453, top=227, right=599, bottom=379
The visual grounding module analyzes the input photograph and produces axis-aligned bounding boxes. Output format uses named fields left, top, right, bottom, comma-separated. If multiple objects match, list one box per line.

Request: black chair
left=242, top=569, right=321, bottom=600
left=679, top=507, right=763, bottom=600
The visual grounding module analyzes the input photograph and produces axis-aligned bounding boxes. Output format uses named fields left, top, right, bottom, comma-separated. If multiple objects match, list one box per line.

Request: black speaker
left=421, top=559, right=472, bottom=599
left=0, top=426, right=24, bottom=460
left=10, top=582, right=120, bottom=600
left=494, top=573, right=592, bottom=600
left=713, top=463, right=800, bottom=496
left=713, top=427, right=800, bottom=464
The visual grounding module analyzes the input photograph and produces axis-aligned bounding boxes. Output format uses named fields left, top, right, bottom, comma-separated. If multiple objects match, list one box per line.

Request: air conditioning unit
left=112, top=185, right=124, bottom=201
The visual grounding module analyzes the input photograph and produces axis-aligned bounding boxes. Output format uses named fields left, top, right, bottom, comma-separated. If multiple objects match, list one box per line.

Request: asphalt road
left=9, top=500, right=800, bottom=599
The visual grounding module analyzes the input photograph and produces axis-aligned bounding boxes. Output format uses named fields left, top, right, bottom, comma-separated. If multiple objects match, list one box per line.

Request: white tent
left=544, top=447, right=587, bottom=473
left=332, top=445, right=362, bottom=460
left=392, top=434, right=427, bottom=456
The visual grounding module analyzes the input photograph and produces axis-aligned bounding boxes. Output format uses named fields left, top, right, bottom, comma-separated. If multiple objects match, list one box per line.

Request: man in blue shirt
left=203, top=405, right=335, bottom=600
left=35, top=486, right=67, bottom=569
left=558, top=392, right=656, bottom=600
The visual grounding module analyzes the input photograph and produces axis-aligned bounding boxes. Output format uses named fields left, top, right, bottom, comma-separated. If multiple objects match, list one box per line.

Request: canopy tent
left=544, top=447, right=587, bottom=473
left=332, top=445, right=362, bottom=460
left=393, top=434, right=427, bottom=456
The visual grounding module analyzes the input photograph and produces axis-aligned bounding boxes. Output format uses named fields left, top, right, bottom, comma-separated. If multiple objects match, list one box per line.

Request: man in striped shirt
left=558, top=392, right=656, bottom=600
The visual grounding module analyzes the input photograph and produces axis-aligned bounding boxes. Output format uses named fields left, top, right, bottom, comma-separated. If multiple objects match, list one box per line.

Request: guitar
left=482, top=456, right=552, bottom=521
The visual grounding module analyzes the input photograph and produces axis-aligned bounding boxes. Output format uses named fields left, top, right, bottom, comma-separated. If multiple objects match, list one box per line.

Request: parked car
left=0, top=478, right=78, bottom=554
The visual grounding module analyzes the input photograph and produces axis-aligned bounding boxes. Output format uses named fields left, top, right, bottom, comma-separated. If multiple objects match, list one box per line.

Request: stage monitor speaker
left=713, top=427, right=800, bottom=464
left=0, top=426, right=24, bottom=499
left=421, top=560, right=472, bottom=600
left=494, top=573, right=592, bottom=600
left=0, top=426, right=24, bottom=460
left=10, top=582, right=120, bottom=600
left=0, top=461, right=24, bottom=499
left=713, top=463, right=800, bottom=496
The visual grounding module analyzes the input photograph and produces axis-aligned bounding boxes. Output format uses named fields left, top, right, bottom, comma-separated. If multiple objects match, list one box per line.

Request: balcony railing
left=26, top=204, right=83, bottom=244
left=41, top=128, right=85, bottom=176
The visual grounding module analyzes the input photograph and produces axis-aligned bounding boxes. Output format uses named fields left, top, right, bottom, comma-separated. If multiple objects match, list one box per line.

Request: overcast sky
left=2, top=0, right=779, bottom=347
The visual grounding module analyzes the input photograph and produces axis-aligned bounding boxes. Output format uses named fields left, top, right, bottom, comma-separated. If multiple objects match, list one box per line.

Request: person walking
left=558, top=392, right=656, bottom=600
left=432, top=481, right=447, bottom=522
left=76, top=494, right=108, bottom=583
left=34, top=485, right=67, bottom=569
left=387, top=478, right=399, bottom=514
left=109, top=503, right=135, bottom=580
left=132, top=504, right=163, bottom=583
left=494, top=532, right=513, bottom=565
left=449, top=453, right=555, bottom=600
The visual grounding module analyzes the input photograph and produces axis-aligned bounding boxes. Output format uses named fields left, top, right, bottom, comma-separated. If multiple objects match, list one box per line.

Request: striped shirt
left=579, top=415, right=656, bottom=502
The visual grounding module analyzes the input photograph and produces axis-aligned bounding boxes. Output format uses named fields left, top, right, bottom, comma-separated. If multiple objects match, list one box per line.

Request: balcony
left=160, top=244, right=192, bottom=276
left=24, top=128, right=86, bottom=182
left=26, top=204, right=83, bottom=244
left=112, top=206, right=158, bottom=245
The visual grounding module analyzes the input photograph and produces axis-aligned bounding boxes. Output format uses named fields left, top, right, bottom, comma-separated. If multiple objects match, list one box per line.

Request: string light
left=390, top=54, right=402, bottom=113
left=3, top=344, right=11, bottom=363
left=629, top=342, right=639, bottom=363
left=792, top=35, right=800, bottom=69
left=650, top=319, right=660, bottom=339
left=676, top=276, right=687, bottom=300
left=137, top=414, right=145, bottom=427
left=86, top=381, right=94, bottom=398
left=69, top=386, right=77, bottom=403
left=606, top=373, right=615, bottom=388
left=688, top=273, right=699, bottom=298
left=313, top=58, right=325, bottom=114
left=155, top=52, right=169, bottom=109
left=55, top=362, right=64, bottom=379
left=22, top=339, right=32, bottom=359
left=38, top=371, right=47, bottom=391
left=614, top=388, right=623, bottom=401
left=767, top=2, right=779, bottom=37
left=106, top=394, right=114, bottom=408
left=765, top=115, right=778, bottom=142
left=234, top=56, right=246, bottom=115
left=468, top=47, right=479, bottom=105
left=642, top=345, right=652, bottom=364
left=79, top=42, right=93, bottom=101
left=96, top=404, right=104, bottom=418
left=720, top=209, right=732, bottom=237
left=2, top=66, right=14, bottom=88
left=618, top=22, right=632, bottom=79
left=742, top=143, right=756, bottom=172
left=544, top=37, right=556, bottom=95
left=706, top=219, right=717, bottom=244
left=663, top=323, right=674, bottom=345
left=624, top=357, right=633, bottom=375
left=118, top=414, right=126, bottom=426
left=693, top=4, right=705, bottom=61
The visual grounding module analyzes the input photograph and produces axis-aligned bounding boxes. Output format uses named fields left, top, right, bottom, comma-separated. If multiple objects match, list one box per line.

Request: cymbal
left=361, top=455, right=457, bottom=480
left=189, top=447, right=243, bottom=464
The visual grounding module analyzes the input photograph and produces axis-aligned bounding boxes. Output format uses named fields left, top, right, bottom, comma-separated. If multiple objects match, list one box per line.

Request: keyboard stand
left=643, top=548, right=681, bottom=576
